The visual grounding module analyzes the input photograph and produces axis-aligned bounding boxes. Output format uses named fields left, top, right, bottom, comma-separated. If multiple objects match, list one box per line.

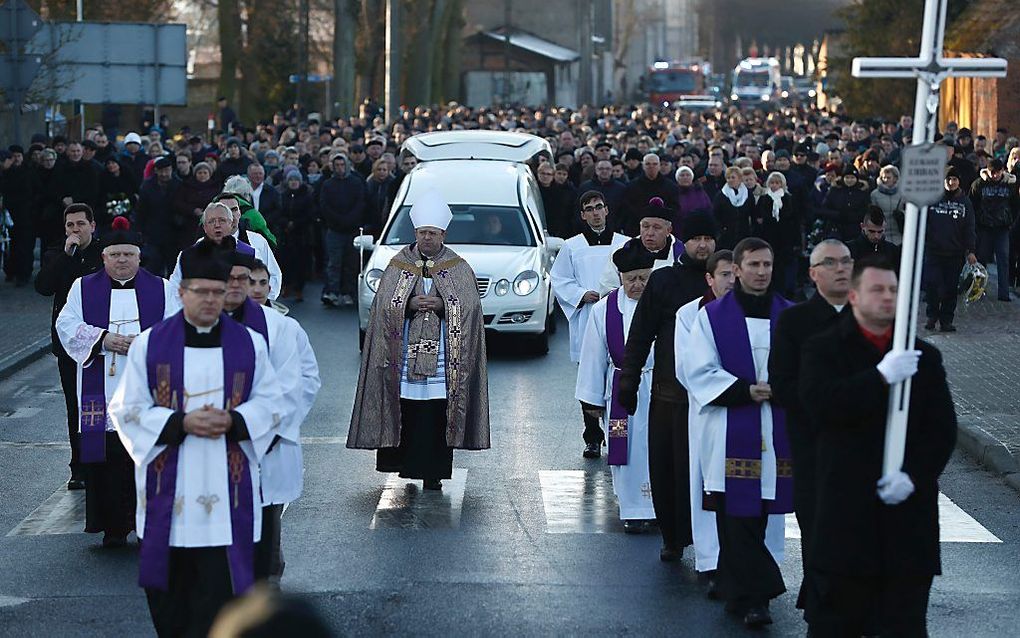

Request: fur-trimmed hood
left=979, top=167, right=1017, bottom=184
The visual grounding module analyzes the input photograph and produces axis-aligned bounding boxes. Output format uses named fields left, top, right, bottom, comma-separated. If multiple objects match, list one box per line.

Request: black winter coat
left=622, top=174, right=680, bottom=237
left=799, top=312, right=956, bottom=577
left=538, top=183, right=578, bottom=238
left=752, top=191, right=801, bottom=261
left=618, top=252, right=709, bottom=405
left=317, top=173, right=366, bottom=233
left=711, top=190, right=753, bottom=250
left=55, top=159, right=102, bottom=215
left=279, top=184, right=318, bottom=247
left=34, top=241, right=104, bottom=356
left=821, top=182, right=871, bottom=241
left=136, top=176, right=182, bottom=246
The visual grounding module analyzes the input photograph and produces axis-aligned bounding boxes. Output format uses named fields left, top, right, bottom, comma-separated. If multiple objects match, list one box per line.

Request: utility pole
left=384, top=0, right=400, bottom=124
left=298, top=0, right=309, bottom=114
left=503, top=0, right=512, bottom=104
left=577, top=0, right=592, bottom=106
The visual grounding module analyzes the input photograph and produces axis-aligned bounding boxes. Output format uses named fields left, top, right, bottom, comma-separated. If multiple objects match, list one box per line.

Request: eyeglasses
left=227, top=274, right=249, bottom=284
left=182, top=286, right=227, bottom=298
left=582, top=203, right=607, bottom=213
left=811, top=257, right=854, bottom=269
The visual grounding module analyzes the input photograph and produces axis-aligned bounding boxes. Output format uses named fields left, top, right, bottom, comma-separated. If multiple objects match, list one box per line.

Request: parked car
left=354, top=131, right=561, bottom=354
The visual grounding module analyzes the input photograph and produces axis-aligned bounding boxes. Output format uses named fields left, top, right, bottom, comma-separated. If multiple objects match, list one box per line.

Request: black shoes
left=940, top=323, right=957, bottom=332
left=102, top=532, right=128, bottom=548
left=924, top=319, right=937, bottom=330
left=699, top=570, right=721, bottom=600
left=67, top=476, right=85, bottom=491
left=659, top=546, right=681, bottom=562
left=623, top=520, right=652, bottom=534
left=423, top=479, right=443, bottom=490
left=582, top=442, right=602, bottom=459
left=743, top=605, right=773, bottom=628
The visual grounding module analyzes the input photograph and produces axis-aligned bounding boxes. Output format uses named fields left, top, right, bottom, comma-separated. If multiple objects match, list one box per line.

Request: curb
left=0, top=337, right=51, bottom=382
left=956, top=417, right=1020, bottom=493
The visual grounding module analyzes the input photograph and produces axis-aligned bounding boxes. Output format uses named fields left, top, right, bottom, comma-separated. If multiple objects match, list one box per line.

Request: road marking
left=0, top=407, right=42, bottom=419
left=300, top=436, right=345, bottom=445
left=783, top=492, right=1001, bottom=543
left=0, top=595, right=31, bottom=609
left=539, top=470, right=623, bottom=534
left=370, top=468, right=468, bottom=530
left=0, top=441, right=69, bottom=449
left=7, top=488, right=85, bottom=537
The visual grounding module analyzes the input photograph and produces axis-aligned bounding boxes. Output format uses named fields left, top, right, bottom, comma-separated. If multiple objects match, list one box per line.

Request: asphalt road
left=0, top=301, right=1018, bottom=636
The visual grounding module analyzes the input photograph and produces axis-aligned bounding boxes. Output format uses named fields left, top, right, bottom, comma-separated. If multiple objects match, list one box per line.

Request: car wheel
left=524, top=329, right=549, bottom=355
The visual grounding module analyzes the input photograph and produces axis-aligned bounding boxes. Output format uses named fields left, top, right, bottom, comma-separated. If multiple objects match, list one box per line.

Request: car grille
left=476, top=277, right=490, bottom=297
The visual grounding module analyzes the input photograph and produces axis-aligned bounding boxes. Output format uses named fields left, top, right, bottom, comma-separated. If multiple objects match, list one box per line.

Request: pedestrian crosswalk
left=5, top=468, right=1002, bottom=544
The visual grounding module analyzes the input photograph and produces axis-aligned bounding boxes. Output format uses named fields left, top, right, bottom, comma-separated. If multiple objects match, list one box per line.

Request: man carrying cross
left=55, top=217, right=178, bottom=547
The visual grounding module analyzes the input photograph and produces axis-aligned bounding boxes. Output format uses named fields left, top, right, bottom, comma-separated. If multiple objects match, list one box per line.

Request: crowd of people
left=3, top=97, right=1019, bottom=635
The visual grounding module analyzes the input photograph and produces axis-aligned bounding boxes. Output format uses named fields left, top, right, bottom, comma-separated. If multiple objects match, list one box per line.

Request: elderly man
left=56, top=217, right=177, bottom=547
left=621, top=154, right=680, bottom=236
left=246, top=163, right=282, bottom=237
left=348, top=191, right=489, bottom=491
left=598, top=199, right=683, bottom=293
left=109, top=241, right=283, bottom=637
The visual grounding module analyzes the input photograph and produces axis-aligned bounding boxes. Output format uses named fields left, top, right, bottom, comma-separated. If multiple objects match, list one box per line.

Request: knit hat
left=681, top=211, right=719, bottom=242
left=284, top=167, right=302, bottom=182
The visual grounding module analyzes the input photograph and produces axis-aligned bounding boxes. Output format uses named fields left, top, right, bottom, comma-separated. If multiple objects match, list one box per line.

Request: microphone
left=69, top=244, right=78, bottom=258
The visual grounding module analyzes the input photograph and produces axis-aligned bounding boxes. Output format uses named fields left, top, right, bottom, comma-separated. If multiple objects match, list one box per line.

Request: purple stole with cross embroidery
left=79, top=269, right=165, bottom=463
left=705, top=291, right=794, bottom=517
left=604, top=289, right=629, bottom=466
left=139, top=312, right=257, bottom=595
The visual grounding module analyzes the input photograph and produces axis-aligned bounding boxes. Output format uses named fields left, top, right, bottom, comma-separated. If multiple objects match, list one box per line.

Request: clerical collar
left=581, top=225, right=612, bottom=246
left=111, top=276, right=136, bottom=289
left=184, top=317, right=221, bottom=347
left=647, top=240, right=671, bottom=261
left=733, top=285, right=772, bottom=318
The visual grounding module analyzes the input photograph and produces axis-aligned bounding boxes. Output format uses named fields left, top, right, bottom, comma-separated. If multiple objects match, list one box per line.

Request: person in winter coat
left=673, top=166, right=712, bottom=239
left=317, top=152, right=366, bottom=306
left=172, top=161, right=220, bottom=253
left=923, top=168, right=977, bottom=331
left=98, top=156, right=139, bottom=232
left=621, top=154, right=679, bottom=237
left=870, top=165, right=906, bottom=245
left=55, top=142, right=103, bottom=221
left=752, top=171, right=802, bottom=297
left=712, top=166, right=754, bottom=250
left=822, top=168, right=872, bottom=242
left=216, top=137, right=252, bottom=180
left=969, top=158, right=1020, bottom=301
left=364, top=158, right=396, bottom=237
left=279, top=167, right=318, bottom=302
left=0, top=145, right=40, bottom=285
left=538, top=162, right=578, bottom=238
left=577, top=159, right=627, bottom=230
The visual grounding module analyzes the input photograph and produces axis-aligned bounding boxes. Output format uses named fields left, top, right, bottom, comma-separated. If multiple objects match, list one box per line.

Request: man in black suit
left=798, top=255, right=957, bottom=637
left=34, top=204, right=104, bottom=490
left=769, top=238, right=852, bottom=611
left=847, top=206, right=902, bottom=267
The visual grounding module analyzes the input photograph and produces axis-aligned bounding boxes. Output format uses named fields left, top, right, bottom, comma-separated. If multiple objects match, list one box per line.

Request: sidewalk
left=0, top=283, right=54, bottom=380
left=927, top=276, right=1020, bottom=492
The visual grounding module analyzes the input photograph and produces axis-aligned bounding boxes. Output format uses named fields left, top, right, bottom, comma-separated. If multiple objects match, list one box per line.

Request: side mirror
left=352, top=234, right=375, bottom=252
left=545, top=236, right=565, bottom=254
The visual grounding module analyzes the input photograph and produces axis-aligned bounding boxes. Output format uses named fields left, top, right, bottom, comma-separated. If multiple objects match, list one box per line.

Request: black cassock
left=83, top=433, right=136, bottom=538
left=799, top=312, right=957, bottom=636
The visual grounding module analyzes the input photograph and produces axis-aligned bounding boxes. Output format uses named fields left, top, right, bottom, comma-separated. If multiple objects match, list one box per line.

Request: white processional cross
left=852, top=0, right=1007, bottom=475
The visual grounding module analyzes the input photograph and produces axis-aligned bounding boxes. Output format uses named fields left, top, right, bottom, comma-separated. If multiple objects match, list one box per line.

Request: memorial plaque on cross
left=852, top=0, right=1007, bottom=476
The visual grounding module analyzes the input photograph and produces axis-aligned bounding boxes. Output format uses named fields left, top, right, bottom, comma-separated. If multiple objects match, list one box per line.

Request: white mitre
left=409, top=190, right=453, bottom=231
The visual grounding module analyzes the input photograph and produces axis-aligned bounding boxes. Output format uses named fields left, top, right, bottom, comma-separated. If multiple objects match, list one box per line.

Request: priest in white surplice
left=55, top=217, right=178, bottom=547
left=575, top=243, right=657, bottom=531
left=550, top=190, right=627, bottom=458
left=222, top=251, right=321, bottom=582
left=674, top=250, right=739, bottom=596
left=684, top=237, right=793, bottom=629
left=109, top=241, right=283, bottom=637
left=168, top=197, right=282, bottom=299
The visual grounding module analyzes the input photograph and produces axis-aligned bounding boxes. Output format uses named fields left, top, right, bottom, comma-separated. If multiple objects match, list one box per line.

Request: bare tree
left=218, top=0, right=243, bottom=108
left=333, top=0, right=359, bottom=118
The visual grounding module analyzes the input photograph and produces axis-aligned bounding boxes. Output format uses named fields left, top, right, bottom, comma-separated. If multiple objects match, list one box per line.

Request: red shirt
left=859, top=324, right=893, bottom=352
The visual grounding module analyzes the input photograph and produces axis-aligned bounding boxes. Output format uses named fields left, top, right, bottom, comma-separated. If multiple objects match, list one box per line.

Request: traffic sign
left=0, top=0, right=43, bottom=47
left=899, top=143, right=948, bottom=207
left=0, top=53, right=41, bottom=104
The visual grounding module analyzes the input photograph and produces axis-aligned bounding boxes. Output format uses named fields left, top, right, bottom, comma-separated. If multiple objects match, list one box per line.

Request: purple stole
left=705, top=292, right=794, bottom=517
left=604, top=289, right=629, bottom=466
left=139, top=313, right=257, bottom=595
left=671, top=238, right=683, bottom=261
left=239, top=298, right=269, bottom=350
left=236, top=239, right=256, bottom=256
left=79, top=270, right=165, bottom=463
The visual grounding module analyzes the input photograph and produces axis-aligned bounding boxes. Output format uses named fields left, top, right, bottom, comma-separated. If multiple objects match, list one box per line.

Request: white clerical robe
left=575, top=290, right=655, bottom=521
left=684, top=303, right=785, bottom=563
left=109, top=323, right=283, bottom=546
left=56, top=276, right=178, bottom=432
left=168, top=230, right=282, bottom=300
left=256, top=305, right=321, bottom=505
left=550, top=231, right=628, bottom=362
left=597, top=235, right=681, bottom=295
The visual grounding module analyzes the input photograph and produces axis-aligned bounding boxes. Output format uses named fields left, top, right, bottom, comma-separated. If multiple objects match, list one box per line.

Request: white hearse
left=354, top=131, right=562, bottom=354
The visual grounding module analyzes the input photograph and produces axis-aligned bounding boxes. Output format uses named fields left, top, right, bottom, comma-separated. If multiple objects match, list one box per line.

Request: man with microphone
left=35, top=204, right=105, bottom=490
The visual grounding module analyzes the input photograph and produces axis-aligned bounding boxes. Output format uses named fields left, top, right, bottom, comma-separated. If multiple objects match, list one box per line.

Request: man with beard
left=616, top=212, right=717, bottom=561
left=348, top=191, right=490, bottom=490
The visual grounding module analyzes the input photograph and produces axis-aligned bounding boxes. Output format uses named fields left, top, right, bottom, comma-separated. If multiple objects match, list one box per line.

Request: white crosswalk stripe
left=370, top=468, right=468, bottom=530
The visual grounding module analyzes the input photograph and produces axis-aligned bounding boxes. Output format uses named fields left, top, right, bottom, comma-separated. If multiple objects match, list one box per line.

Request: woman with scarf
left=752, top=171, right=801, bottom=298
left=870, top=165, right=905, bottom=244
left=712, top=166, right=754, bottom=250
left=674, top=166, right=713, bottom=240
